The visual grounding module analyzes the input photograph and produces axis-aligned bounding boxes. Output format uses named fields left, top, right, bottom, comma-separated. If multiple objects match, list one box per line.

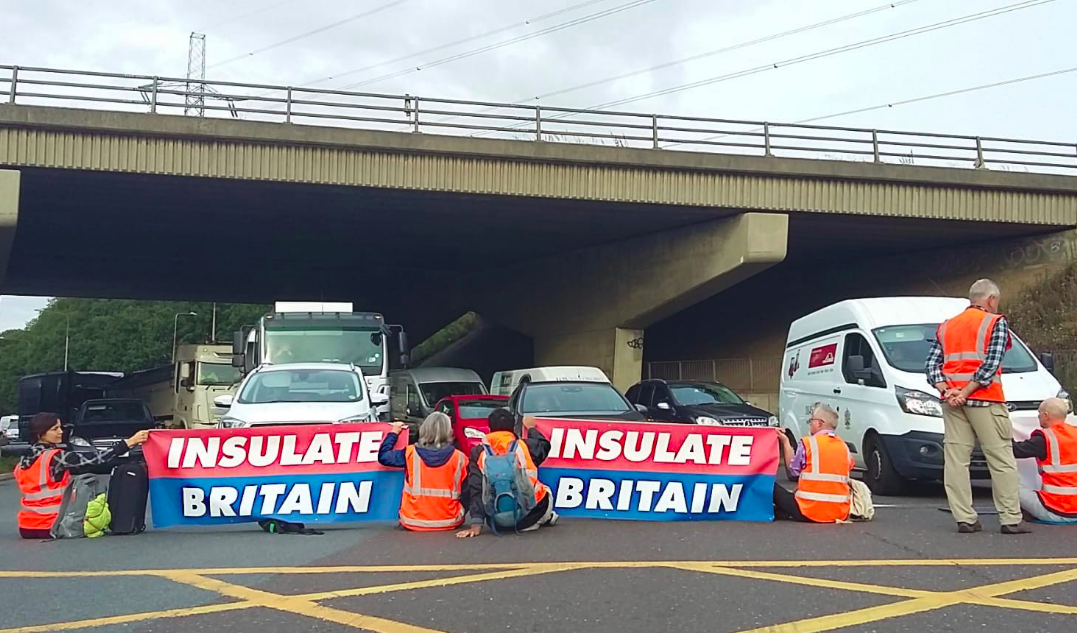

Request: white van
left=489, top=366, right=610, bottom=397
left=780, top=297, right=1068, bottom=495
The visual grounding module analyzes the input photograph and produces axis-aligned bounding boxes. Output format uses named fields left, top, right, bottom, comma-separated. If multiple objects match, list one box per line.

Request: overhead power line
left=478, top=0, right=1057, bottom=136
left=198, top=0, right=302, bottom=33
left=338, top=0, right=666, bottom=90
left=297, top=0, right=615, bottom=88
left=209, top=0, right=411, bottom=69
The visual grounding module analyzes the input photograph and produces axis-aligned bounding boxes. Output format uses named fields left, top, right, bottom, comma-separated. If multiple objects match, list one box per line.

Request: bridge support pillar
left=473, top=212, right=788, bottom=391
left=0, top=169, right=20, bottom=293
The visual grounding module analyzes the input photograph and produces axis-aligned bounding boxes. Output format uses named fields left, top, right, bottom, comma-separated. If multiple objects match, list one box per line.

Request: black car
left=626, top=379, right=777, bottom=427
left=67, top=398, right=156, bottom=470
left=508, top=380, right=647, bottom=431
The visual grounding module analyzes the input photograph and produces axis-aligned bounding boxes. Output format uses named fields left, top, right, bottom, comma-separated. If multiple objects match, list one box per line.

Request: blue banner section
left=149, top=471, right=404, bottom=528
left=539, top=468, right=774, bottom=522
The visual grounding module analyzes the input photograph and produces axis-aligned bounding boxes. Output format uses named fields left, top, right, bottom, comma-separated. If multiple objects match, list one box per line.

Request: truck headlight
left=1059, top=389, right=1072, bottom=413
left=463, top=427, right=486, bottom=439
left=220, top=417, right=250, bottom=429
left=896, top=387, right=944, bottom=418
left=695, top=416, right=721, bottom=426
left=767, top=416, right=779, bottom=427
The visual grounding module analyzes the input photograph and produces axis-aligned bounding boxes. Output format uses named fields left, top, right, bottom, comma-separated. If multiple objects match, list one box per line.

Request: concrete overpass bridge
left=1, top=65, right=1076, bottom=389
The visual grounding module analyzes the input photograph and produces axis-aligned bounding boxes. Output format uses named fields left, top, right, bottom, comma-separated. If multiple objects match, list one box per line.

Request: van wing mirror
left=397, top=330, right=410, bottom=367
left=849, top=355, right=875, bottom=382
left=1040, top=352, right=1056, bottom=373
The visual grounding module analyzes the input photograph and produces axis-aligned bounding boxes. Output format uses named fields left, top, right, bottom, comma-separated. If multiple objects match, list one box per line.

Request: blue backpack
left=480, top=441, right=538, bottom=534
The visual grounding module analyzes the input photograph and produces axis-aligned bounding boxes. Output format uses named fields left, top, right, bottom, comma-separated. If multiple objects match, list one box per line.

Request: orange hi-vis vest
left=1037, top=424, right=1077, bottom=517
left=937, top=306, right=1009, bottom=403
left=478, top=431, right=548, bottom=503
left=795, top=433, right=852, bottom=523
left=14, top=449, right=71, bottom=531
left=399, top=445, right=468, bottom=531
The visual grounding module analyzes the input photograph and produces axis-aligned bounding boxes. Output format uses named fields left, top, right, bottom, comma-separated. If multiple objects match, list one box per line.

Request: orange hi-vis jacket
left=937, top=306, right=1009, bottom=403
left=1037, top=423, right=1077, bottom=517
left=478, top=431, right=548, bottom=503
left=399, top=445, right=468, bottom=531
left=14, top=449, right=71, bottom=531
left=795, top=433, right=852, bottom=523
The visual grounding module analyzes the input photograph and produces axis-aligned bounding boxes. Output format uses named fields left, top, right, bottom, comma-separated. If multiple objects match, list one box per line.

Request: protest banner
left=143, top=424, right=407, bottom=528
left=534, top=419, right=779, bottom=521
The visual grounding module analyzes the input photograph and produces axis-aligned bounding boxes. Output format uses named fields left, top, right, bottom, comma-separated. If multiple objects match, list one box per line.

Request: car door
left=835, top=331, right=889, bottom=468
left=649, top=383, right=679, bottom=423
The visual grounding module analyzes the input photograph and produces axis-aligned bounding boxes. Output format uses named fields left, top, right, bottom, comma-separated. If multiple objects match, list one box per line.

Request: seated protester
left=1012, top=397, right=1077, bottom=524
left=774, top=403, right=855, bottom=523
left=456, top=409, right=557, bottom=538
left=15, top=412, right=148, bottom=540
left=378, top=412, right=469, bottom=531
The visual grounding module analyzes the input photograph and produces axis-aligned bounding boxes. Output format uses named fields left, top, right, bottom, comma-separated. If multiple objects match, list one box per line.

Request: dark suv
left=625, top=379, right=777, bottom=427
left=67, top=399, right=156, bottom=471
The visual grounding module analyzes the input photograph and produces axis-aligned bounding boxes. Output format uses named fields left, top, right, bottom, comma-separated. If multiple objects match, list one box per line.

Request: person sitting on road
left=1012, top=397, right=1077, bottom=524
left=456, top=408, right=556, bottom=538
left=775, top=403, right=854, bottom=523
left=14, top=412, right=149, bottom=540
left=378, top=412, right=469, bottom=531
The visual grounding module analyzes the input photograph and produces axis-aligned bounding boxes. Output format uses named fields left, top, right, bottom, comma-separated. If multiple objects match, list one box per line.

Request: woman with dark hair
left=13, top=412, right=148, bottom=539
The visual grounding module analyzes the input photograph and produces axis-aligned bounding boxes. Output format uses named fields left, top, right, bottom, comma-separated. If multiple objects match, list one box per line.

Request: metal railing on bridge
left=645, top=358, right=783, bottom=393
left=2, top=64, right=1076, bottom=174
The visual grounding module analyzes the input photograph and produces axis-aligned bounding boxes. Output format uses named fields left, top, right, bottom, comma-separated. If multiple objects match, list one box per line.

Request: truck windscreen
left=197, top=362, right=242, bottom=386
left=264, top=329, right=384, bottom=374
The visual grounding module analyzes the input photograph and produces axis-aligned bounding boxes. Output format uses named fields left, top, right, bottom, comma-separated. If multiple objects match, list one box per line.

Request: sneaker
left=957, top=521, right=983, bottom=533
left=1001, top=521, right=1033, bottom=535
left=544, top=510, right=559, bottom=527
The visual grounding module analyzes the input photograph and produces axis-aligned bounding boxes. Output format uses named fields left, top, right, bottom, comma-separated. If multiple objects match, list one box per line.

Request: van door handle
left=833, top=388, right=842, bottom=394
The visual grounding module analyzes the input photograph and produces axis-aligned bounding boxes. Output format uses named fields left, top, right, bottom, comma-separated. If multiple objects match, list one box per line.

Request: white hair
left=417, top=412, right=454, bottom=449
left=811, top=402, right=839, bottom=429
left=969, top=278, right=1001, bottom=303
left=1040, top=398, right=1069, bottom=421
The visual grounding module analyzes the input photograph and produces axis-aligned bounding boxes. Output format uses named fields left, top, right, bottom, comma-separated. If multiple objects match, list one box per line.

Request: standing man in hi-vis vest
left=926, top=279, right=1031, bottom=534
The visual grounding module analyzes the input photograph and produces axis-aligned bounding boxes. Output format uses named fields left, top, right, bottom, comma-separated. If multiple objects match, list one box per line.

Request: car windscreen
left=197, top=362, right=242, bottom=386
left=419, top=382, right=485, bottom=407
left=81, top=402, right=147, bottom=422
left=239, top=369, right=363, bottom=404
left=874, top=324, right=1039, bottom=374
left=456, top=400, right=504, bottom=419
left=670, top=383, right=745, bottom=406
left=520, top=383, right=631, bottom=415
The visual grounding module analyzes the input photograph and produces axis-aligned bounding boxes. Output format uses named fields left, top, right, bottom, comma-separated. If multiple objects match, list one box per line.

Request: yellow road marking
left=170, top=572, right=448, bottom=633
left=0, top=602, right=254, bottom=633
left=298, top=563, right=584, bottom=601
left=3, top=558, right=1077, bottom=578
left=669, top=563, right=930, bottom=599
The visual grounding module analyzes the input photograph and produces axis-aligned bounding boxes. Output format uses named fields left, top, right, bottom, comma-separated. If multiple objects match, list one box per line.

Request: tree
left=0, top=299, right=268, bottom=414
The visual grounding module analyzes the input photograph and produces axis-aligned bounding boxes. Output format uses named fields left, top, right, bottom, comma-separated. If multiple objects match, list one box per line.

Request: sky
left=0, top=0, right=1075, bottom=330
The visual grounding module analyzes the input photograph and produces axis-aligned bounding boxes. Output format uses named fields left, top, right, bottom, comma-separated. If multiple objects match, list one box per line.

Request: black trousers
left=773, top=485, right=810, bottom=522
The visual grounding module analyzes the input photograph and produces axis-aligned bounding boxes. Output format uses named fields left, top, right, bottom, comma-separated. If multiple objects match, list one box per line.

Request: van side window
left=842, top=333, right=885, bottom=388
left=407, top=385, right=420, bottom=409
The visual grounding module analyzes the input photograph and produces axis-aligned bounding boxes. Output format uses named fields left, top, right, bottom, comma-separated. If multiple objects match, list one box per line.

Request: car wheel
left=864, top=433, right=904, bottom=496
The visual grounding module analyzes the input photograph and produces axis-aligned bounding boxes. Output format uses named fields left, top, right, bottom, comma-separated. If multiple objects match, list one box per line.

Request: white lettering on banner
left=164, top=431, right=389, bottom=470
left=555, top=477, right=585, bottom=508
left=550, top=478, right=745, bottom=515
left=546, top=427, right=756, bottom=465
left=180, top=481, right=374, bottom=518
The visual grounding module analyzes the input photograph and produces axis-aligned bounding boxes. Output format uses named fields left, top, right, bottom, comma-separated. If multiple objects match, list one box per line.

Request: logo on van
left=809, top=343, right=838, bottom=369
left=787, top=351, right=800, bottom=379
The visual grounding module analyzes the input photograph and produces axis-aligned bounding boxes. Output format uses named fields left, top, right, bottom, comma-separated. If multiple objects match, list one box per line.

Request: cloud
left=0, top=296, right=50, bottom=331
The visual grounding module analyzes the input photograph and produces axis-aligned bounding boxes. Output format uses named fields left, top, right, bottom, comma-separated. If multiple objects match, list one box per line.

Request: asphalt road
left=3, top=476, right=1077, bottom=633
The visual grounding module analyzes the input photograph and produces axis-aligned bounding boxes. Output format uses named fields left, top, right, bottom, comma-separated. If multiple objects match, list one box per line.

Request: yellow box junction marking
left=1, top=558, right=1076, bottom=633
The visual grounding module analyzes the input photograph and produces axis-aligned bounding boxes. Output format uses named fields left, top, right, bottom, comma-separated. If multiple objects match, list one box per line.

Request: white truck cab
left=489, top=366, right=610, bottom=396
left=780, top=297, right=1069, bottom=495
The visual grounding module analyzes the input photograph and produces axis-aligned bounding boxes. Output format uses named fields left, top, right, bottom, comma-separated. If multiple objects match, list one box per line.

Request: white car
left=215, top=363, right=377, bottom=428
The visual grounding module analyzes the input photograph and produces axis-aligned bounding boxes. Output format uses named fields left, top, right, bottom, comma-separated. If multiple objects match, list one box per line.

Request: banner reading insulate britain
left=534, top=419, right=779, bottom=522
left=143, top=424, right=408, bottom=528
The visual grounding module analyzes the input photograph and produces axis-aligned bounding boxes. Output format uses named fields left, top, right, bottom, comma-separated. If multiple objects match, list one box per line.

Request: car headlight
left=339, top=414, right=376, bottom=423
left=1058, top=389, right=1072, bottom=414
left=895, top=387, right=944, bottom=418
left=463, top=427, right=486, bottom=439
left=767, top=416, right=779, bottom=427
left=695, top=416, right=721, bottom=426
left=220, top=417, right=250, bottom=429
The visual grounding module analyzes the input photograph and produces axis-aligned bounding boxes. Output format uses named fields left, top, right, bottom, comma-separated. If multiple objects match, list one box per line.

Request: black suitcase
left=108, top=459, right=148, bottom=534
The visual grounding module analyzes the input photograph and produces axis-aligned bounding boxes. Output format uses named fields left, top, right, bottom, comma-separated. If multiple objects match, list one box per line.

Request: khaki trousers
left=942, top=402, right=1022, bottom=526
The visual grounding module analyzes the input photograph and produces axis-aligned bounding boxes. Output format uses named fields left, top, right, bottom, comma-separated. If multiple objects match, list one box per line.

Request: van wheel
left=864, top=434, right=904, bottom=496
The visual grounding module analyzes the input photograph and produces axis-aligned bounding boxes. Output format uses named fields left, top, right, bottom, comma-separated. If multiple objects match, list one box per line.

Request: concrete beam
left=472, top=212, right=788, bottom=389
left=0, top=169, right=20, bottom=293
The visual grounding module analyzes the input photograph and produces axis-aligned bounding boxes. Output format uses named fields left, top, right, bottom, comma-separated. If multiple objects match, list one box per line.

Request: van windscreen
left=873, top=324, right=1038, bottom=374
